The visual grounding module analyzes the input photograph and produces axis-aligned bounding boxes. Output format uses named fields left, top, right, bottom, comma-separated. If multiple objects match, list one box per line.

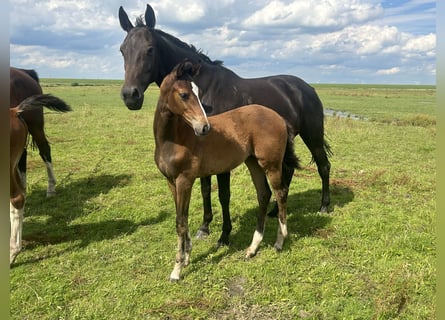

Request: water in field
left=324, top=108, right=367, bottom=120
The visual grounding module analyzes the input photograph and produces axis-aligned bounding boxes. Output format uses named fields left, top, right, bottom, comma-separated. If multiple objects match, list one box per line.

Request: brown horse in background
left=10, top=67, right=64, bottom=197
left=154, top=61, right=299, bottom=280
left=10, top=94, right=71, bottom=265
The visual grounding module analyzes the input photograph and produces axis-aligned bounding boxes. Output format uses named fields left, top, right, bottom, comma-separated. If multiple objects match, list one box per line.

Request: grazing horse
left=10, top=94, right=71, bottom=265
left=154, top=61, right=299, bottom=280
left=10, top=67, right=61, bottom=197
left=119, top=4, right=332, bottom=246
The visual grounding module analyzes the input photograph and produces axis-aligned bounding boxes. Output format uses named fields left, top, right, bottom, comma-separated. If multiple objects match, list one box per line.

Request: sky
left=10, top=0, right=436, bottom=84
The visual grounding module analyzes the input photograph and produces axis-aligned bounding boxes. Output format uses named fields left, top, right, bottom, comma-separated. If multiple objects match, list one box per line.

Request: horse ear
left=145, top=4, right=156, bottom=29
left=191, top=63, right=201, bottom=77
left=119, top=6, right=133, bottom=32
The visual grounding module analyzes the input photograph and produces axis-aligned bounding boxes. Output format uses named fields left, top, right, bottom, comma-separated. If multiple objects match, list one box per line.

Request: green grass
left=10, top=81, right=436, bottom=319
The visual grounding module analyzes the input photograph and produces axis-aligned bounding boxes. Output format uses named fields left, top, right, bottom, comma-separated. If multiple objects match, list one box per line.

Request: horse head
left=119, top=5, right=159, bottom=110
left=160, top=60, right=210, bottom=136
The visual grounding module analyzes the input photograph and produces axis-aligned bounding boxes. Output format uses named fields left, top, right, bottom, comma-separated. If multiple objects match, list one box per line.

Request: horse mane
left=135, top=16, right=223, bottom=66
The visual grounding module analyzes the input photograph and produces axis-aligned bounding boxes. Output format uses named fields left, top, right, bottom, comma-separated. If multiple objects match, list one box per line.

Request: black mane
left=134, top=17, right=223, bottom=66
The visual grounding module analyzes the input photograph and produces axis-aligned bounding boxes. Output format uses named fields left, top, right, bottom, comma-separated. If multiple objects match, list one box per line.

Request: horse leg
left=267, top=165, right=294, bottom=217
left=168, top=177, right=193, bottom=281
left=18, top=149, right=27, bottom=192
left=245, top=158, right=271, bottom=258
left=310, top=146, right=331, bottom=213
left=10, top=168, right=25, bottom=265
left=266, top=168, right=289, bottom=251
left=216, top=172, right=232, bottom=247
left=196, top=176, right=213, bottom=238
left=28, top=125, right=57, bottom=197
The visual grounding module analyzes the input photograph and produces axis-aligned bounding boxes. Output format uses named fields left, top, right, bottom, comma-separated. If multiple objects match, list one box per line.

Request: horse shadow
left=15, top=173, right=168, bottom=267
left=187, top=182, right=354, bottom=272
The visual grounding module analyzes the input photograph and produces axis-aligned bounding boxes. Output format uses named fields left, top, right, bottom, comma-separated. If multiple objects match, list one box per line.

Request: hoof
left=319, top=205, right=329, bottom=213
left=274, top=243, right=283, bottom=252
left=195, top=229, right=209, bottom=239
left=245, top=248, right=257, bottom=259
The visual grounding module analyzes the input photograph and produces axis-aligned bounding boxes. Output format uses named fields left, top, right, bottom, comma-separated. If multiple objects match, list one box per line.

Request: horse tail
left=283, top=124, right=300, bottom=171
left=323, top=138, right=333, bottom=158
left=17, top=94, right=71, bottom=150
left=17, top=94, right=71, bottom=114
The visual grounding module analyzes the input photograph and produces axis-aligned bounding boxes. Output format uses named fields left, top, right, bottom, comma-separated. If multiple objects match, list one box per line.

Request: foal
left=10, top=94, right=71, bottom=265
left=154, top=61, right=299, bottom=280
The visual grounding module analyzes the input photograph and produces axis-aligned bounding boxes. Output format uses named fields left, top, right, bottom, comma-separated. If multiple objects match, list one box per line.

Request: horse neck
left=154, top=31, right=204, bottom=85
left=194, top=62, right=240, bottom=93
left=153, top=100, right=188, bottom=147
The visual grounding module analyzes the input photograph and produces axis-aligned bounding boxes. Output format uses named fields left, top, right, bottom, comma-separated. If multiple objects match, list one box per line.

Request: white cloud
left=9, top=0, right=436, bottom=84
left=243, top=0, right=383, bottom=30
left=377, top=67, right=401, bottom=75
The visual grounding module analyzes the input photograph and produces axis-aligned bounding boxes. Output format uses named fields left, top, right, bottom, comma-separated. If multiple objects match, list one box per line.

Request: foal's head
left=160, top=61, right=211, bottom=136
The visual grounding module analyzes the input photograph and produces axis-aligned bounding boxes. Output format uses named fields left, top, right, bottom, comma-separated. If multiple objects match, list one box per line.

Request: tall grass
left=10, top=82, right=435, bottom=319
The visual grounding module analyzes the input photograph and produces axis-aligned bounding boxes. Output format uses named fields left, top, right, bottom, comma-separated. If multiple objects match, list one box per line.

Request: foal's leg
left=266, top=169, right=289, bottom=251
left=18, top=149, right=27, bottom=192
left=245, top=158, right=270, bottom=258
left=168, top=177, right=193, bottom=281
left=10, top=171, right=25, bottom=265
left=267, top=165, right=294, bottom=217
left=10, top=203, right=24, bottom=265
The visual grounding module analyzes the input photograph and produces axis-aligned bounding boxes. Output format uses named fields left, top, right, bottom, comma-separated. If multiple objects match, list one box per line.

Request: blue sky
left=10, top=0, right=436, bottom=84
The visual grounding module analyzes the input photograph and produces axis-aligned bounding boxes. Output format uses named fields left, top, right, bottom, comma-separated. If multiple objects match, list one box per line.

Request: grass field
left=10, top=80, right=436, bottom=319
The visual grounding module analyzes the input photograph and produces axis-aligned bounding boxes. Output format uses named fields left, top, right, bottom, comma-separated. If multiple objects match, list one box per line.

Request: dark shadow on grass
left=187, top=183, right=354, bottom=270
left=13, top=174, right=169, bottom=267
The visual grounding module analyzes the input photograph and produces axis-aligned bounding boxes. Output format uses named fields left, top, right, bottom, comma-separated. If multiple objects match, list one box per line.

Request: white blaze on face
left=191, top=82, right=208, bottom=121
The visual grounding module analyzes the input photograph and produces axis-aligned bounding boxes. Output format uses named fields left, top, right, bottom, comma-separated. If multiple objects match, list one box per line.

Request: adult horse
left=119, top=4, right=332, bottom=245
left=10, top=94, right=71, bottom=265
left=155, top=61, right=298, bottom=280
left=10, top=67, right=61, bottom=197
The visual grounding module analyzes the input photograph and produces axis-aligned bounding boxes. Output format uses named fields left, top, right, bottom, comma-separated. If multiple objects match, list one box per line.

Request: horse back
left=10, top=67, right=43, bottom=107
left=203, top=104, right=288, bottom=170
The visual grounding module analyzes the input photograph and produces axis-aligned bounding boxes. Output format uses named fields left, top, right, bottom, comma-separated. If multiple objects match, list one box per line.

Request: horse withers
left=154, top=61, right=299, bottom=281
left=9, top=94, right=71, bottom=265
left=119, top=4, right=332, bottom=247
left=10, top=67, right=63, bottom=197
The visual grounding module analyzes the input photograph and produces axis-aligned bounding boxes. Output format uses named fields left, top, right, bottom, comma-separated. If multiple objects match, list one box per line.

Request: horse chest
left=156, top=143, right=196, bottom=179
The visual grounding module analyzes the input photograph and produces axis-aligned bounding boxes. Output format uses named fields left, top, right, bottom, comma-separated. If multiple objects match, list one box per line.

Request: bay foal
left=154, top=61, right=299, bottom=280
left=10, top=94, right=71, bottom=265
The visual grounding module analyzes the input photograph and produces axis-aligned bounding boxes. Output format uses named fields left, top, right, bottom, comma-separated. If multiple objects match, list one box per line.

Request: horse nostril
left=202, top=124, right=211, bottom=135
left=121, top=87, right=141, bottom=100
left=131, top=88, right=140, bottom=99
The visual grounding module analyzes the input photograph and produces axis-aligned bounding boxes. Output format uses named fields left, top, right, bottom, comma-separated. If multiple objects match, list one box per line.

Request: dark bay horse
left=10, top=67, right=64, bottom=197
left=119, top=4, right=332, bottom=245
left=154, top=61, right=299, bottom=280
left=10, top=94, right=71, bottom=265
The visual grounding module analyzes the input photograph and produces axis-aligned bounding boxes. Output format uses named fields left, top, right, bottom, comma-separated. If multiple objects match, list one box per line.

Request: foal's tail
left=283, top=125, right=300, bottom=171
left=17, top=94, right=71, bottom=114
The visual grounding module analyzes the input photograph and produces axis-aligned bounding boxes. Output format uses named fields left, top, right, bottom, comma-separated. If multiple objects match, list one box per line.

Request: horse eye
left=179, top=92, right=188, bottom=100
left=147, top=47, right=154, bottom=55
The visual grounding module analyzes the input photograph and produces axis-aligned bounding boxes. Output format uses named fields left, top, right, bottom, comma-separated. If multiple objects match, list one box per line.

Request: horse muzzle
left=193, top=123, right=211, bottom=136
left=121, top=86, right=144, bottom=110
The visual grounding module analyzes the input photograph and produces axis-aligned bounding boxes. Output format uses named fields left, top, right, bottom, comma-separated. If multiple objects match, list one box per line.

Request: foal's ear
left=119, top=6, right=134, bottom=32
left=145, top=4, right=156, bottom=29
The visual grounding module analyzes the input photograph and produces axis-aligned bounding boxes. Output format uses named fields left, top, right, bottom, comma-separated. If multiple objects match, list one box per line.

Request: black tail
left=283, top=125, right=300, bottom=170
left=17, top=94, right=71, bottom=114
